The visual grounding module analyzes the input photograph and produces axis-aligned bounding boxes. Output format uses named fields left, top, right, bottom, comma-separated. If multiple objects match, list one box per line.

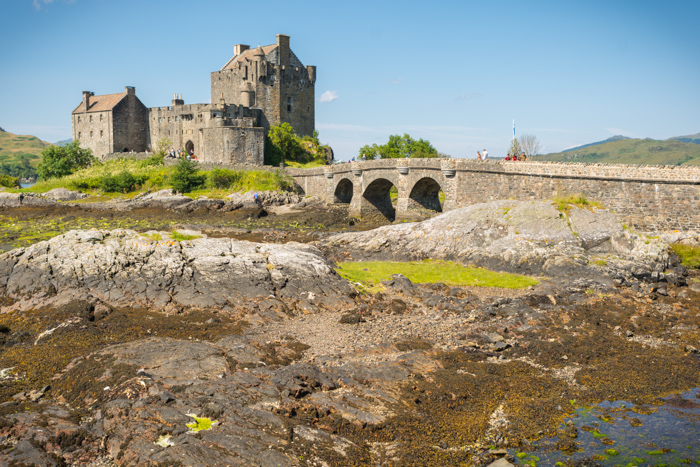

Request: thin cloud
left=390, top=78, right=403, bottom=85
left=33, top=0, right=54, bottom=10
left=319, top=90, right=339, bottom=103
left=455, top=92, right=482, bottom=100
left=33, top=0, right=74, bottom=11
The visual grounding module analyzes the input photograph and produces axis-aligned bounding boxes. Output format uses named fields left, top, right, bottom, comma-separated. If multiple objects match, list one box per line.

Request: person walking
left=482, top=149, right=488, bottom=160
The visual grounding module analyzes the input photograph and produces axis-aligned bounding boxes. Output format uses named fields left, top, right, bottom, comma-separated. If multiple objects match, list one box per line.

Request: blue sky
left=1, top=0, right=698, bottom=160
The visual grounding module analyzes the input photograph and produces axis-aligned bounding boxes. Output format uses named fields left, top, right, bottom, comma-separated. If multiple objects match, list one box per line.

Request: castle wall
left=148, top=103, right=262, bottom=159
left=72, top=111, right=112, bottom=156
left=111, top=90, right=149, bottom=153
left=289, top=159, right=700, bottom=232
left=202, top=126, right=264, bottom=165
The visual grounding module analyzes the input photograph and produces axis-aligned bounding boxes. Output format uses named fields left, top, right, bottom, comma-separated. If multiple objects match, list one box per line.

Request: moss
left=169, top=230, right=202, bottom=242
left=186, top=415, right=217, bottom=432
left=336, top=260, right=539, bottom=290
left=670, top=243, right=700, bottom=269
left=551, top=194, right=603, bottom=214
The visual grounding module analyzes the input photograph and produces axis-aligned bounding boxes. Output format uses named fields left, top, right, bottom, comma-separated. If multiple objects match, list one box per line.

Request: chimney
left=125, top=86, right=135, bottom=96
left=82, top=91, right=92, bottom=111
left=234, top=44, right=250, bottom=56
left=276, top=34, right=290, bottom=65
left=172, top=93, right=184, bottom=106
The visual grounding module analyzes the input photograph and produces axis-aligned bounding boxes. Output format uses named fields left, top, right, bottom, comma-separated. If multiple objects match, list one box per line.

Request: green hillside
left=670, top=132, right=700, bottom=145
left=0, top=128, right=53, bottom=178
left=534, top=137, right=700, bottom=166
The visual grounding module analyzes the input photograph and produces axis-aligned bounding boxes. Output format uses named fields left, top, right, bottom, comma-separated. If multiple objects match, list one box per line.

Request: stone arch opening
left=408, top=177, right=443, bottom=215
left=334, top=178, right=353, bottom=204
left=362, top=178, right=397, bottom=221
left=185, top=140, right=194, bottom=155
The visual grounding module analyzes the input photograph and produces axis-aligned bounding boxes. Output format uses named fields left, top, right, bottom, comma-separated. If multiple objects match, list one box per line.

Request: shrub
left=171, top=159, right=205, bottom=193
left=0, top=174, right=20, bottom=188
left=208, top=168, right=241, bottom=189
left=37, top=141, right=96, bottom=180
left=139, top=154, right=164, bottom=168
left=99, top=171, right=147, bottom=193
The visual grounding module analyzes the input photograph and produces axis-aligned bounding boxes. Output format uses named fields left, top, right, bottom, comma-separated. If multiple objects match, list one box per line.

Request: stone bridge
left=287, top=158, right=700, bottom=231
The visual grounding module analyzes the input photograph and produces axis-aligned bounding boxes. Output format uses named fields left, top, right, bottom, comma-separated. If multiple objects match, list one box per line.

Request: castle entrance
left=185, top=140, right=194, bottom=156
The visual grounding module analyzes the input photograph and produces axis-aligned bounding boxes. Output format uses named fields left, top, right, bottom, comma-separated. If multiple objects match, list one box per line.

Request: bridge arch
left=408, top=177, right=443, bottom=215
left=334, top=177, right=353, bottom=204
left=362, top=178, right=397, bottom=221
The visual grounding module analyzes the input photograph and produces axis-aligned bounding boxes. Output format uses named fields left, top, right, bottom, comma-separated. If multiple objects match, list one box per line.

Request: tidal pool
left=512, top=388, right=700, bottom=466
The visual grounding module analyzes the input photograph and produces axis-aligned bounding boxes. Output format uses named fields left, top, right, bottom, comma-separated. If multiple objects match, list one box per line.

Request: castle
left=71, top=34, right=315, bottom=164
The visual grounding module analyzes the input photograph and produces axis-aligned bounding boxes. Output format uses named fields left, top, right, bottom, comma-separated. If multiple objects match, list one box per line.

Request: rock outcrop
left=320, top=200, right=671, bottom=279
left=0, top=229, right=355, bottom=312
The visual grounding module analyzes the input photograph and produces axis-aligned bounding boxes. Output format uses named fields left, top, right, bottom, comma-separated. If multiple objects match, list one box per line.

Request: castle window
left=168, top=117, right=171, bottom=123
left=90, top=130, right=93, bottom=137
left=100, top=130, right=103, bottom=137
left=287, top=97, right=292, bottom=112
left=77, top=116, right=81, bottom=123
left=89, top=115, right=93, bottom=122
left=78, top=132, right=81, bottom=139
left=100, top=114, right=103, bottom=121
left=158, top=117, right=161, bottom=123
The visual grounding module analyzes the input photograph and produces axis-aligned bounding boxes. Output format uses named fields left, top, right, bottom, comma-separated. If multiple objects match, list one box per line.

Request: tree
left=508, top=138, right=523, bottom=158
left=171, top=159, right=206, bottom=193
left=37, top=141, right=96, bottom=180
left=268, top=123, right=305, bottom=163
left=154, top=137, right=172, bottom=158
left=358, top=134, right=439, bottom=160
left=520, top=134, right=542, bottom=159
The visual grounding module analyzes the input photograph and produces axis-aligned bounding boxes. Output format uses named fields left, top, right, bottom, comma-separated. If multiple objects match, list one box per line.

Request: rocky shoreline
left=0, top=196, right=698, bottom=466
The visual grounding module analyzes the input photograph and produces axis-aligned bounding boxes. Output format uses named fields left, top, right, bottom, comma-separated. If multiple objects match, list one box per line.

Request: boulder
left=41, top=188, right=88, bottom=201
left=320, top=200, right=670, bottom=277
left=0, top=229, right=355, bottom=311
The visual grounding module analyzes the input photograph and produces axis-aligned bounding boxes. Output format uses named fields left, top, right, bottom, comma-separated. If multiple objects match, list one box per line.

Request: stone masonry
left=288, top=159, right=700, bottom=232
left=72, top=34, right=314, bottom=165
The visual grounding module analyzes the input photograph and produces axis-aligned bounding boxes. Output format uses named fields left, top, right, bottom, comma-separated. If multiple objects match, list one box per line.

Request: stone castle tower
left=72, top=34, right=315, bottom=164
left=211, top=34, right=316, bottom=136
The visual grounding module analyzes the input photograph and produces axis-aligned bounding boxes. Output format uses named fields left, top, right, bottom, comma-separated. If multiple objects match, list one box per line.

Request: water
left=512, top=388, right=700, bottom=466
left=20, top=181, right=35, bottom=189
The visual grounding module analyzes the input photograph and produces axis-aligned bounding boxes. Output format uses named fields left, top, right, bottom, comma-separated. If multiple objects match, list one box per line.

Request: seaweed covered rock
left=0, top=229, right=355, bottom=312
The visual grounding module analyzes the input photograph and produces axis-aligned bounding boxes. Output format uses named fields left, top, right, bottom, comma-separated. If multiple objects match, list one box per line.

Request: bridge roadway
left=286, top=158, right=700, bottom=232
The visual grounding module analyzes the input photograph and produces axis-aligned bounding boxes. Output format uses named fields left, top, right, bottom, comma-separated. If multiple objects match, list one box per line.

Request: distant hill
left=563, top=135, right=632, bottom=153
left=0, top=128, right=53, bottom=178
left=669, top=132, right=700, bottom=145
left=55, top=138, right=73, bottom=146
left=534, top=137, right=700, bottom=166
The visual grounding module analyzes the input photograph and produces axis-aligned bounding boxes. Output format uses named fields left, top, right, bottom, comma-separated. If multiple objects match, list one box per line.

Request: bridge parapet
left=287, top=159, right=700, bottom=231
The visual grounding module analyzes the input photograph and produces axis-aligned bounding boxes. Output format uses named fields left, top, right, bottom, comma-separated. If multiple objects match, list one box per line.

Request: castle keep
left=72, top=34, right=315, bottom=164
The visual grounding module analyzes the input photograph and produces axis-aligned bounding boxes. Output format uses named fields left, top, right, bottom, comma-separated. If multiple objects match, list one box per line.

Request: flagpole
left=513, top=120, right=515, bottom=140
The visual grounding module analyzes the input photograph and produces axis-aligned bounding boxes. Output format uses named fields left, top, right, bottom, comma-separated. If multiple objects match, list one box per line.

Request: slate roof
left=220, top=44, right=277, bottom=71
left=72, top=91, right=126, bottom=114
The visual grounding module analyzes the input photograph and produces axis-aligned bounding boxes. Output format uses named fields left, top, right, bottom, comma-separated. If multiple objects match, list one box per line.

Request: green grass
left=552, top=194, right=603, bottom=213
left=534, top=137, right=700, bottom=166
left=335, top=260, right=539, bottom=293
left=170, top=230, right=201, bottom=242
left=283, top=159, right=327, bottom=168
left=670, top=243, right=700, bottom=269
left=16, top=157, right=295, bottom=196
